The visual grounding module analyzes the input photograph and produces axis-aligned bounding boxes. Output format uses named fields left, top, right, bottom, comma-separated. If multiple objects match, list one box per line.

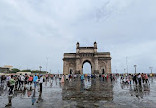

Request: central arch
left=81, top=60, right=94, bottom=74
left=82, top=60, right=92, bottom=74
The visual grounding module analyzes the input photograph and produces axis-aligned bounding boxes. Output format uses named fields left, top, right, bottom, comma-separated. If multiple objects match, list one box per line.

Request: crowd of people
left=0, top=74, right=44, bottom=95
left=0, top=72, right=155, bottom=107
left=120, top=73, right=154, bottom=86
left=0, top=73, right=116, bottom=95
left=0, top=73, right=154, bottom=96
left=62, top=73, right=116, bottom=82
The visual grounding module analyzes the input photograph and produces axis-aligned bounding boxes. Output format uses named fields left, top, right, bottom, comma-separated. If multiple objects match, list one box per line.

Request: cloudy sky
left=0, top=0, right=156, bottom=74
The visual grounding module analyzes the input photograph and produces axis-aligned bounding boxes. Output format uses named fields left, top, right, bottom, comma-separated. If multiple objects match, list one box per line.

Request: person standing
left=137, top=73, right=142, bottom=86
left=61, top=75, right=65, bottom=83
left=110, top=74, right=113, bottom=82
left=28, top=75, right=33, bottom=85
left=6, top=75, right=11, bottom=87
left=145, top=74, right=149, bottom=84
left=81, top=74, right=84, bottom=83
left=9, top=75, right=15, bottom=95
left=0, top=75, right=1, bottom=84
left=141, top=73, right=145, bottom=84
left=65, top=74, right=69, bottom=80
left=39, top=75, right=43, bottom=92
left=21, top=75, right=25, bottom=87
left=25, top=74, right=29, bottom=85
left=17, top=74, right=22, bottom=90
left=128, top=74, right=132, bottom=85
left=33, top=74, right=38, bottom=89
left=133, top=74, right=138, bottom=85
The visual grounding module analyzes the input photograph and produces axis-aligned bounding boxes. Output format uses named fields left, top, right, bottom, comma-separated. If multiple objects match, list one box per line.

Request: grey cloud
left=0, top=0, right=156, bottom=73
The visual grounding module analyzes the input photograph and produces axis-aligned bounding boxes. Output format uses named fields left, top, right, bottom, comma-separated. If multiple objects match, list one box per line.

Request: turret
left=76, top=42, right=79, bottom=53
left=76, top=42, right=79, bottom=49
left=94, top=42, right=97, bottom=52
left=94, top=42, right=97, bottom=48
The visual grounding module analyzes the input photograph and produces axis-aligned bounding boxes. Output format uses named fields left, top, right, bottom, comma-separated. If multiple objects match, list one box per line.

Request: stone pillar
left=94, top=55, right=99, bottom=74
left=63, top=61, right=69, bottom=75
left=107, top=60, right=111, bottom=73
left=75, top=54, right=80, bottom=74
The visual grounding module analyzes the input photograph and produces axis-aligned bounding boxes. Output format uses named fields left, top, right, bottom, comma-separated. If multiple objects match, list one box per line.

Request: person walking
left=137, top=73, right=142, bottom=86
left=61, top=75, right=65, bottom=83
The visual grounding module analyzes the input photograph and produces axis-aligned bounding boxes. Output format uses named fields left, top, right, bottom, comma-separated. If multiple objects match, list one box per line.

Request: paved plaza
left=0, top=77, right=156, bottom=108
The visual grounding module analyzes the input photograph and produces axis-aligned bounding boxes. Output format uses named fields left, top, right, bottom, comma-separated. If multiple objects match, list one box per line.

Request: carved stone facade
left=63, top=42, right=111, bottom=74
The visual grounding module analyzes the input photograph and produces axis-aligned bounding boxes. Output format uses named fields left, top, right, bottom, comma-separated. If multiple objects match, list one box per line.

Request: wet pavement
left=0, top=77, right=156, bottom=108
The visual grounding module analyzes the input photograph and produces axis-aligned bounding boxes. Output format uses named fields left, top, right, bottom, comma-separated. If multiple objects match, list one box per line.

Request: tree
left=21, top=69, right=32, bottom=72
left=10, top=68, right=20, bottom=73
left=32, top=70, right=47, bottom=74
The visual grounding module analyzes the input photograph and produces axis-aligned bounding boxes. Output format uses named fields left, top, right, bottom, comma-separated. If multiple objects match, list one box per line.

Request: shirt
left=28, top=76, right=33, bottom=81
left=6, top=76, right=11, bottom=81
left=33, top=76, right=38, bottom=82
left=138, top=75, right=141, bottom=78
left=9, top=78, right=15, bottom=86
left=81, top=75, right=84, bottom=80
left=39, top=77, right=43, bottom=83
left=21, top=76, right=25, bottom=81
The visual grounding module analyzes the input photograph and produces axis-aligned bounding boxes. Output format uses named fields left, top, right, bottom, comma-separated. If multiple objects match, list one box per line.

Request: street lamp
left=39, top=66, right=42, bottom=74
left=134, top=65, right=137, bottom=74
left=149, top=67, right=153, bottom=73
left=124, top=68, right=126, bottom=73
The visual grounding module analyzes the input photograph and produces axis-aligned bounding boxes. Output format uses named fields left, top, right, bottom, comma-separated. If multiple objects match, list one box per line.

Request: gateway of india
left=63, top=42, right=111, bottom=75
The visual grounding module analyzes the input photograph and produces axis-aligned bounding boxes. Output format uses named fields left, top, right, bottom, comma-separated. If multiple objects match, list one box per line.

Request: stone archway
left=69, top=68, right=73, bottom=74
left=63, top=42, right=111, bottom=75
left=82, top=60, right=92, bottom=74
left=102, top=68, right=105, bottom=74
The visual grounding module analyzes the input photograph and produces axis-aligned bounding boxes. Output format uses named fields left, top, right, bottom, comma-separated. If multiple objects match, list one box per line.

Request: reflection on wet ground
left=0, top=78, right=156, bottom=108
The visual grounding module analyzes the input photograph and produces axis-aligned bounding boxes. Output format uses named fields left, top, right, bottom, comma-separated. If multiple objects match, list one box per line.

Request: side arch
left=99, top=61, right=107, bottom=74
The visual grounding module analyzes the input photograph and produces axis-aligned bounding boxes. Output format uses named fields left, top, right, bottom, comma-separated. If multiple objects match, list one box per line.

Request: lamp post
left=39, top=66, right=42, bottom=74
left=149, top=67, right=153, bottom=73
left=116, top=69, right=117, bottom=73
left=46, top=57, right=49, bottom=74
left=124, top=68, right=126, bottom=73
left=134, top=65, right=137, bottom=74
left=126, top=56, right=128, bottom=74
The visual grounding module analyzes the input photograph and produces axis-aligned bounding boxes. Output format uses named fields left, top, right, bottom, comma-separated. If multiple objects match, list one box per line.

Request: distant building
left=3, top=65, right=13, bottom=71
left=0, top=67, right=10, bottom=73
left=16, top=72, right=31, bottom=75
left=0, top=65, right=13, bottom=73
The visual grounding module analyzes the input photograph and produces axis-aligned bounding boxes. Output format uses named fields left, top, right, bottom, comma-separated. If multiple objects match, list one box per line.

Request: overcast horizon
left=0, top=0, right=156, bottom=74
